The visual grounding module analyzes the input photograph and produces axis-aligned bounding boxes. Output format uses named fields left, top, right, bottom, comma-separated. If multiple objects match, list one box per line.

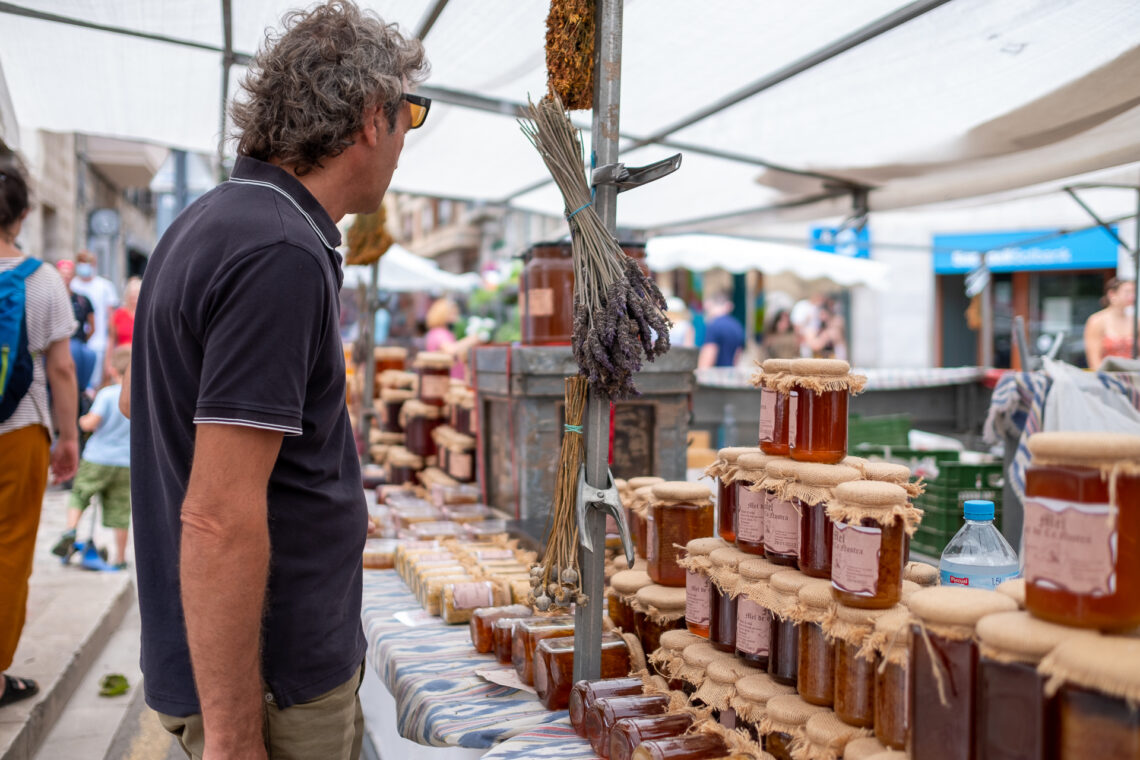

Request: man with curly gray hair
left=129, top=3, right=428, bottom=758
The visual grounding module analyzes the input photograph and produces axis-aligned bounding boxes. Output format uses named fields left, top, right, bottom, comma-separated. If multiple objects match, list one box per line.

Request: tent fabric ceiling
left=2, top=0, right=1139, bottom=231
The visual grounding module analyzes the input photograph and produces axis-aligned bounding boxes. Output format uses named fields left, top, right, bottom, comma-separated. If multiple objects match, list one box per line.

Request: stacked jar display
left=705, top=447, right=757, bottom=543
left=677, top=537, right=728, bottom=638
left=646, top=482, right=714, bottom=588
left=707, top=547, right=751, bottom=654
left=733, top=452, right=775, bottom=556
left=780, top=360, right=866, bottom=464
left=756, top=359, right=795, bottom=456
left=783, top=462, right=862, bottom=579
left=735, top=557, right=783, bottom=670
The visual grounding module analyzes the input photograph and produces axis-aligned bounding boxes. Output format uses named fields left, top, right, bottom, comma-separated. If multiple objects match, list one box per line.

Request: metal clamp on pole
left=575, top=466, right=636, bottom=568
left=592, top=154, right=682, bottom=193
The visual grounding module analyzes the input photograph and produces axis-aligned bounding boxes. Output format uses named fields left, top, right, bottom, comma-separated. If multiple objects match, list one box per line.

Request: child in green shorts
left=52, top=346, right=132, bottom=569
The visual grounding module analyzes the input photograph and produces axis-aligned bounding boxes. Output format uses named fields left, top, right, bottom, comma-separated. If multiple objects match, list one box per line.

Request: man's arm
left=181, top=423, right=281, bottom=760
left=45, top=338, right=78, bottom=483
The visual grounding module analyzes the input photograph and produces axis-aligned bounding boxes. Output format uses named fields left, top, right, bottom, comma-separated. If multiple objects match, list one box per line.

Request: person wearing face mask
left=1084, top=277, right=1136, bottom=370
left=68, top=250, right=119, bottom=389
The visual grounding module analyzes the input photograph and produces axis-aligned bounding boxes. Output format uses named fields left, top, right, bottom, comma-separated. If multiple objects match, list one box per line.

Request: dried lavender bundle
left=520, top=94, right=671, bottom=399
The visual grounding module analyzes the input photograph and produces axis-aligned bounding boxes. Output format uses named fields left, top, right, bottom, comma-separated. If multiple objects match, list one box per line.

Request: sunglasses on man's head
left=403, top=93, right=430, bottom=129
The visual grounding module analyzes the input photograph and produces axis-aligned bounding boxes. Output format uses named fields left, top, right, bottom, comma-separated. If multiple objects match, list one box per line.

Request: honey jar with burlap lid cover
left=733, top=452, right=778, bottom=556
left=841, top=455, right=869, bottom=475
left=767, top=570, right=814, bottom=687
left=758, top=459, right=801, bottom=566
left=1024, top=431, right=1140, bottom=631
left=861, top=461, right=924, bottom=500
left=400, top=399, right=443, bottom=458
left=796, top=579, right=838, bottom=707
left=736, top=556, right=783, bottom=669
left=679, top=537, right=730, bottom=638
left=760, top=694, right=830, bottom=760
left=707, top=547, right=751, bottom=653
left=412, top=351, right=454, bottom=406
left=379, top=386, right=415, bottom=432
left=827, top=481, right=920, bottom=610
left=794, top=710, right=873, bottom=760
left=648, top=628, right=705, bottom=685
left=902, top=561, right=938, bottom=587
left=843, top=736, right=888, bottom=760
left=385, top=446, right=424, bottom=486
left=1039, top=634, right=1140, bottom=760
left=786, top=462, right=861, bottom=579
left=975, top=610, right=1100, bottom=760
left=629, top=476, right=667, bottom=491
left=379, top=368, right=416, bottom=390
left=784, top=358, right=867, bottom=465
left=757, top=358, right=796, bottom=457
left=635, top=584, right=687, bottom=654
left=706, top=446, right=759, bottom=543
left=648, top=482, right=715, bottom=587
left=907, top=587, right=1017, bottom=760
left=730, top=672, right=796, bottom=736
left=865, top=607, right=911, bottom=749
left=995, top=577, right=1025, bottom=608
left=677, top=640, right=736, bottom=695
left=610, top=569, right=653, bottom=634
left=828, top=604, right=903, bottom=729
left=694, top=655, right=766, bottom=714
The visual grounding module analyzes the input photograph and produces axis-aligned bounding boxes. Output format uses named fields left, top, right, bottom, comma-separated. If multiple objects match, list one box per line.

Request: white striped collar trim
left=225, top=177, right=337, bottom=251
left=193, top=416, right=303, bottom=436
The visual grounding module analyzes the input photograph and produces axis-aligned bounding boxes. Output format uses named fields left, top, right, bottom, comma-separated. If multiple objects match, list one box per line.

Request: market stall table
left=479, top=717, right=599, bottom=760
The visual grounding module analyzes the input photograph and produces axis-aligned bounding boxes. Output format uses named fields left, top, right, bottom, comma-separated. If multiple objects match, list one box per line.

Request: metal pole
left=360, top=261, right=380, bottom=463
left=574, top=0, right=622, bottom=684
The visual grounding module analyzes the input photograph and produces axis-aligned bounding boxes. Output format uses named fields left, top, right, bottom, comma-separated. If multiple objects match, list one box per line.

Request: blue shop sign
left=933, top=227, right=1120, bottom=274
left=811, top=225, right=870, bottom=259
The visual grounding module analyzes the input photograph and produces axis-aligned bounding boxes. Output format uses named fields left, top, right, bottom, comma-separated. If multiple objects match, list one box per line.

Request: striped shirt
left=0, top=256, right=77, bottom=435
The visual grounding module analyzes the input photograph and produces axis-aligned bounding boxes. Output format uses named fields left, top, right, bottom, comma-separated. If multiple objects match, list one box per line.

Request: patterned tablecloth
left=479, top=717, right=600, bottom=760
left=362, top=570, right=570, bottom=749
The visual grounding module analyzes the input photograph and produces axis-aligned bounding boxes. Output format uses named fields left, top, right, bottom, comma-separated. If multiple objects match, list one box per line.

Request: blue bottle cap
left=963, top=499, right=995, bottom=521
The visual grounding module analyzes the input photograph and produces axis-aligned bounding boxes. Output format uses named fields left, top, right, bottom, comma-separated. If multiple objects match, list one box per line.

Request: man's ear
left=361, top=105, right=383, bottom=147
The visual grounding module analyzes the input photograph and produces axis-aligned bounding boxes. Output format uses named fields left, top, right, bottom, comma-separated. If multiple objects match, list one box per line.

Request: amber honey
left=648, top=490, right=714, bottom=588
left=735, top=485, right=767, bottom=556
left=512, top=616, right=575, bottom=686
left=521, top=243, right=575, bottom=345
left=798, top=500, right=832, bottom=579
left=493, top=616, right=531, bottom=665
left=791, top=388, right=848, bottom=464
left=469, top=605, right=530, bottom=654
left=831, top=518, right=905, bottom=610
left=760, top=387, right=792, bottom=457
left=534, top=633, right=630, bottom=711
left=587, top=694, right=671, bottom=756
left=797, top=621, right=834, bottom=707
left=834, top=640, right=874, bottom=728
left=609, top=713, right=694, bottom=760
left=628, top=733, right=729, bottom=760
left=718, top=476, right=738, bottom=543
left=569, top=677, right=645, bottom=736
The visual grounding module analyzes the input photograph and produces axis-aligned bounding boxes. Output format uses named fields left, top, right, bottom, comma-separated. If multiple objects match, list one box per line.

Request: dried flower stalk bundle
left=520, top=94, right=671, bottom=399
left=545, top=0, right=595, bottom=111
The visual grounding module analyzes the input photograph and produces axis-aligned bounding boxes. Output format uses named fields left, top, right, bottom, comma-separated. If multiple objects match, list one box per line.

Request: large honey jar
left=760, top=694, right=830, bottom=760
left=706, top=447, right=755, bottom=543
left=1024, top=432, right=1140, bottom=631
left=520, top=242, right=575, bottom=345
left=1039, top=634, right=1140, bottom=760
left=758, top=359, right=794, bottom=456
left=413, top=351, right=454, bottom=406
left=908, top=587, right=1017, bottom=760
left=802, top=711, right=873, bottom=760
left=609, top=713, right=695, bottom=760
left=469, top=604, right=531, bottom=653
left=827, top=481, right=918, bottom=609
left=787, top=462, right=862, bottom=579
left=634, top=584, right=687, bottom=655
left=735, top=557, right=782, bottom=669
left=759, top=459, right=801, bottom=566
left=678, top=537, right=726, bottom=638
left=647, top=482, right=715, bottom=587
left=867, top=608, right=911, bottom=750
left=647, top=628, right=703, bottom=689
left=767, top=570, right=813, bottom=686
left=534, top=632, right=633, bottom=711
left=975, top=611, right=1090, bottom=760
left=785, top=359, right=866, bottom=464
left=827, top=604, right=901, bottom=729
left=730, top=673, right=796, bottom=742
left=587, top=693, right=672, bottom=757
left=734, top=453, right=775, bottom=556
left=796, top=579, right=837, bottom=707
left=512, top=615, right=575, bottom=685
left=569, top=676, right=646, bottom=736
left=708, top=547, right=749, bottom=653
left=610, top=569, right=653, bottom=634
left=401, top=400, right=443, bottom=458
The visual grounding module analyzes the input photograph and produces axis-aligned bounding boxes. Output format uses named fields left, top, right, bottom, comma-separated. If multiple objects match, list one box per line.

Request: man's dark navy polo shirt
left=131, top=156, right=366, bottom=716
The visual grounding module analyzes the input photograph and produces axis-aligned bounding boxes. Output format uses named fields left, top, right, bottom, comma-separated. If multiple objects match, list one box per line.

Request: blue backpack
left=0, top=258, right=43, bottom=422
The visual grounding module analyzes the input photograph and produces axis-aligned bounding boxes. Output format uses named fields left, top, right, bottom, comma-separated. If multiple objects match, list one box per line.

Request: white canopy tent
left=1, top=0, right=1139, bottom=232
left=341, top=244, right=479, bottom=293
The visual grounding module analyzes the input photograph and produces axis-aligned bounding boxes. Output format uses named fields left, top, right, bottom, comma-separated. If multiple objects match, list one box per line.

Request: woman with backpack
left=0, top=157, right=78, bottom=708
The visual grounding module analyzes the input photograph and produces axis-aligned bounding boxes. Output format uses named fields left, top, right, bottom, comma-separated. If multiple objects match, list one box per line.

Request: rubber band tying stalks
left=564, top=424, right=584, bottom=434
left=565, top=202, right=591, bottom=220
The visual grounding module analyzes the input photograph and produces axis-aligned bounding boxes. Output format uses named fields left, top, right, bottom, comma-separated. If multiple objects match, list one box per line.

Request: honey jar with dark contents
left=708, top=547, right=748, bottom=653
left=759, top=459, right=800, bottom=566
left=569, top=677, right=646, bottom=736
left=787, top=359, right=864, bottom=464
left=520, top=242, right=575, bottom=345
left=677, top=641, right=734, bottom=698
left=610, top=568, right=652, bottom=634
left=634, top=584, right=687, bottom=654
left=730, top=673, right=795, bottom=744
left=401, top=400, right=443, bottom=459
left=413, top=351, right=454, bottom=407
left=827, top=481, right=917, bottom=610
left=908, top=588, right=1017, bottom=760
left=534, top=633, right=632, bottom=711
left=707, top=447, right=754, bottom=543
left=796, top=580, right=836, bottom=707
left=609, top=713, right=694, bottom=760
left=788, top=462, right=861, bottom=579
left=975, top=611, right=1089, bottom=760
left=469, top=604, right=531, bottom=654
left=735, top=557, right=781, bottom=669
left=450, top=391, right=475, bottom=437
left=761, top=694, right=830, bottom=760
left=373, top=346, right=408, bottom=378
left=512, top=615, right=575, bottom=686
left=380, top=387, right=414, bottom=433
left=732, top=453, right=773, bottom=557
left=587, top=694, right=671, bottom=757
left=681, top=537, right=725, bottom=638
left=767, top=570, right=812, bottom=687
left=1024, top=432, right=1140, bottom=631
left=493, top=616, right=533, bottom=664
left=829, top=604, right=900, bottom=729
left=444, top=432, right=476, bottom=483
left=385, top=447, right=423, bottom=487
left=647, top=482, right=714, bottom=588
left=867, top=608, right=911, bottom=749
left=628, top=732, right=729, bottom=760
left=759, top=359, right=794, bottom=456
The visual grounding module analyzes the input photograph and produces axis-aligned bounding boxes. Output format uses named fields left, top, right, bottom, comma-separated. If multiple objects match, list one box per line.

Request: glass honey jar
left=735, top=557, right=782, bottom=669
left=733, top=453, right=774, bottom=556
left=708, top=547, right=749, bottom=653
left=760, top=694, right=830, bottom=760
left=469, top=604, right=531, bottom=654
left=380, top=387, right=414, bottom=433
left=706, top=447, right=755, bottom=543
left=694, top=653, right=766, bottom=720
left=611, top=569, right=653, bottom=635
left=413, top=351, right=454, bottom=406
left=868, top=608, right=911, bottom=750
left=440, top=580, right=510, bottom=625
left=758, top=459, right=800, bottom=566
left=512, top=615, right=576, bottom=686
left=767, top=570, right=813, bottom=686
left=373, top=345, right=408, bottom=376
left=796, top=579, right=837, bottom=707
left=534, top=632, right=632, bottom=711
left=827, top=604, right=901, bottom=729
left=1024, top=432, right=1140, bottom=631
left=975, top=611, right=1090, bottom=760
left=520, top=242, right=575, bottom=345
left=787, top=359, right=865, bottom=465
left=678, top=641, right=736, bottom=698
left=648, top=629, right=704, bottom=689
left=648, top=482, right=715, bottom=588
left=401, top=400, right=443, bottom=459
left=570, top=677, right=646, bottom=737
left=730, top=673, right=796, bottom=743
left=588, top=694, right=672, bottom=757
left=827, top=481, right=918, bottom=610
left=385, top=447, right=423, bottom=486
left=634, top=584, right=688, bottom=655
left=802, top=711, right=871, bottom=760
left=908, top=587, right=1018, bottom=760
left=787, top=462, right=861, bottom=579
left=1039, top=635, right=1140, bottom=760
left=444, top=431, right=476, bottom=483
left=609, top=713, right=695, bottom=760
left=758, top=358, right=794, bottom=456
left=629, top=733, right=730, bottom=760
left=679, top=537, right=726, bottom=638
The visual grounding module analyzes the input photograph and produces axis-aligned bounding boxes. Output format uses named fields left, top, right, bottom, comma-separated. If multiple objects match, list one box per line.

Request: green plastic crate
left=847, top=414, right=912, bottom=448
left=911, top=461, right=1005, bottom=557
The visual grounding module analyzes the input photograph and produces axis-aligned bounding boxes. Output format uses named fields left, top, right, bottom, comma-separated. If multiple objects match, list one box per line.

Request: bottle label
left=759, top=388, right=776, bottom=443
left=420, top=374, right=450, bottom=399
left=763, top=496, right=800, bottom=555
left=939, top=567, right=1021, bottom=591
left=526, top=287, right=555, bottom=317
left=831, top=522, right=883, bottom=597
left=1023, top=496, right=1116, bottom=596
left=686, top=571, right=712, bottom=626
left=452, top=582, right=494, bottom=610
left=737, top=488, right=766, bottom=542
left=788, top=391, right=798, bottom=448
left=736, top=598, right=771, bottom=656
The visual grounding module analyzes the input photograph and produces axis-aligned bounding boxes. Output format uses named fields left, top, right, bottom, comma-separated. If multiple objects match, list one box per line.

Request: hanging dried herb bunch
left=344, top=205, right=393, bottom=266
left=529, top=376, right=589, bottom=610
left=520, top=94, right=671, bottom=399
left=545, top=0, right=595, bottom=111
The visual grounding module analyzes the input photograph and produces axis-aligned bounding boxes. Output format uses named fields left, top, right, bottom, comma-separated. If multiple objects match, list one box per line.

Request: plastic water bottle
left=939, top=500, right=1020, bottom=590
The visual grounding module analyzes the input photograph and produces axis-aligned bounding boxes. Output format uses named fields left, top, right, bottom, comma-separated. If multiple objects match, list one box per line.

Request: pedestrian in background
left=69, top=249, right=118, bottom=389
left=698, top=290, right=745, bottom=368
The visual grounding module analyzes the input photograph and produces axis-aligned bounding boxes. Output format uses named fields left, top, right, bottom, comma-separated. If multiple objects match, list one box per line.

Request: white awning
left=646, top=234, right=891, bottom=291
left=341, top=245, right=478, bottom=294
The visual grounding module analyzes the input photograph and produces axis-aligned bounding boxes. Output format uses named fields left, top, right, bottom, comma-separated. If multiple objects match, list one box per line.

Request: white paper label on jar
left=736, top=598, right=771, bottom=656
left=1023, top=497, right=1117, bottom=596
left=720, top=707, right=738, bottom=730
left=788, top=391, right=799, bottom=449
left=527, top=287, right=555, bottom=317
left=831, top=522, right=883, bottom=597
left=763, top=497, right=800, bottom=555
left=420, top=374, right=450, bottom=400
left=686, top=571, right=712, bottom=627
left=452, top=582, right=495, bottom=610
left=759, top=388, right=777, bottom=443
left=737, top=487, right=766, bottom=543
